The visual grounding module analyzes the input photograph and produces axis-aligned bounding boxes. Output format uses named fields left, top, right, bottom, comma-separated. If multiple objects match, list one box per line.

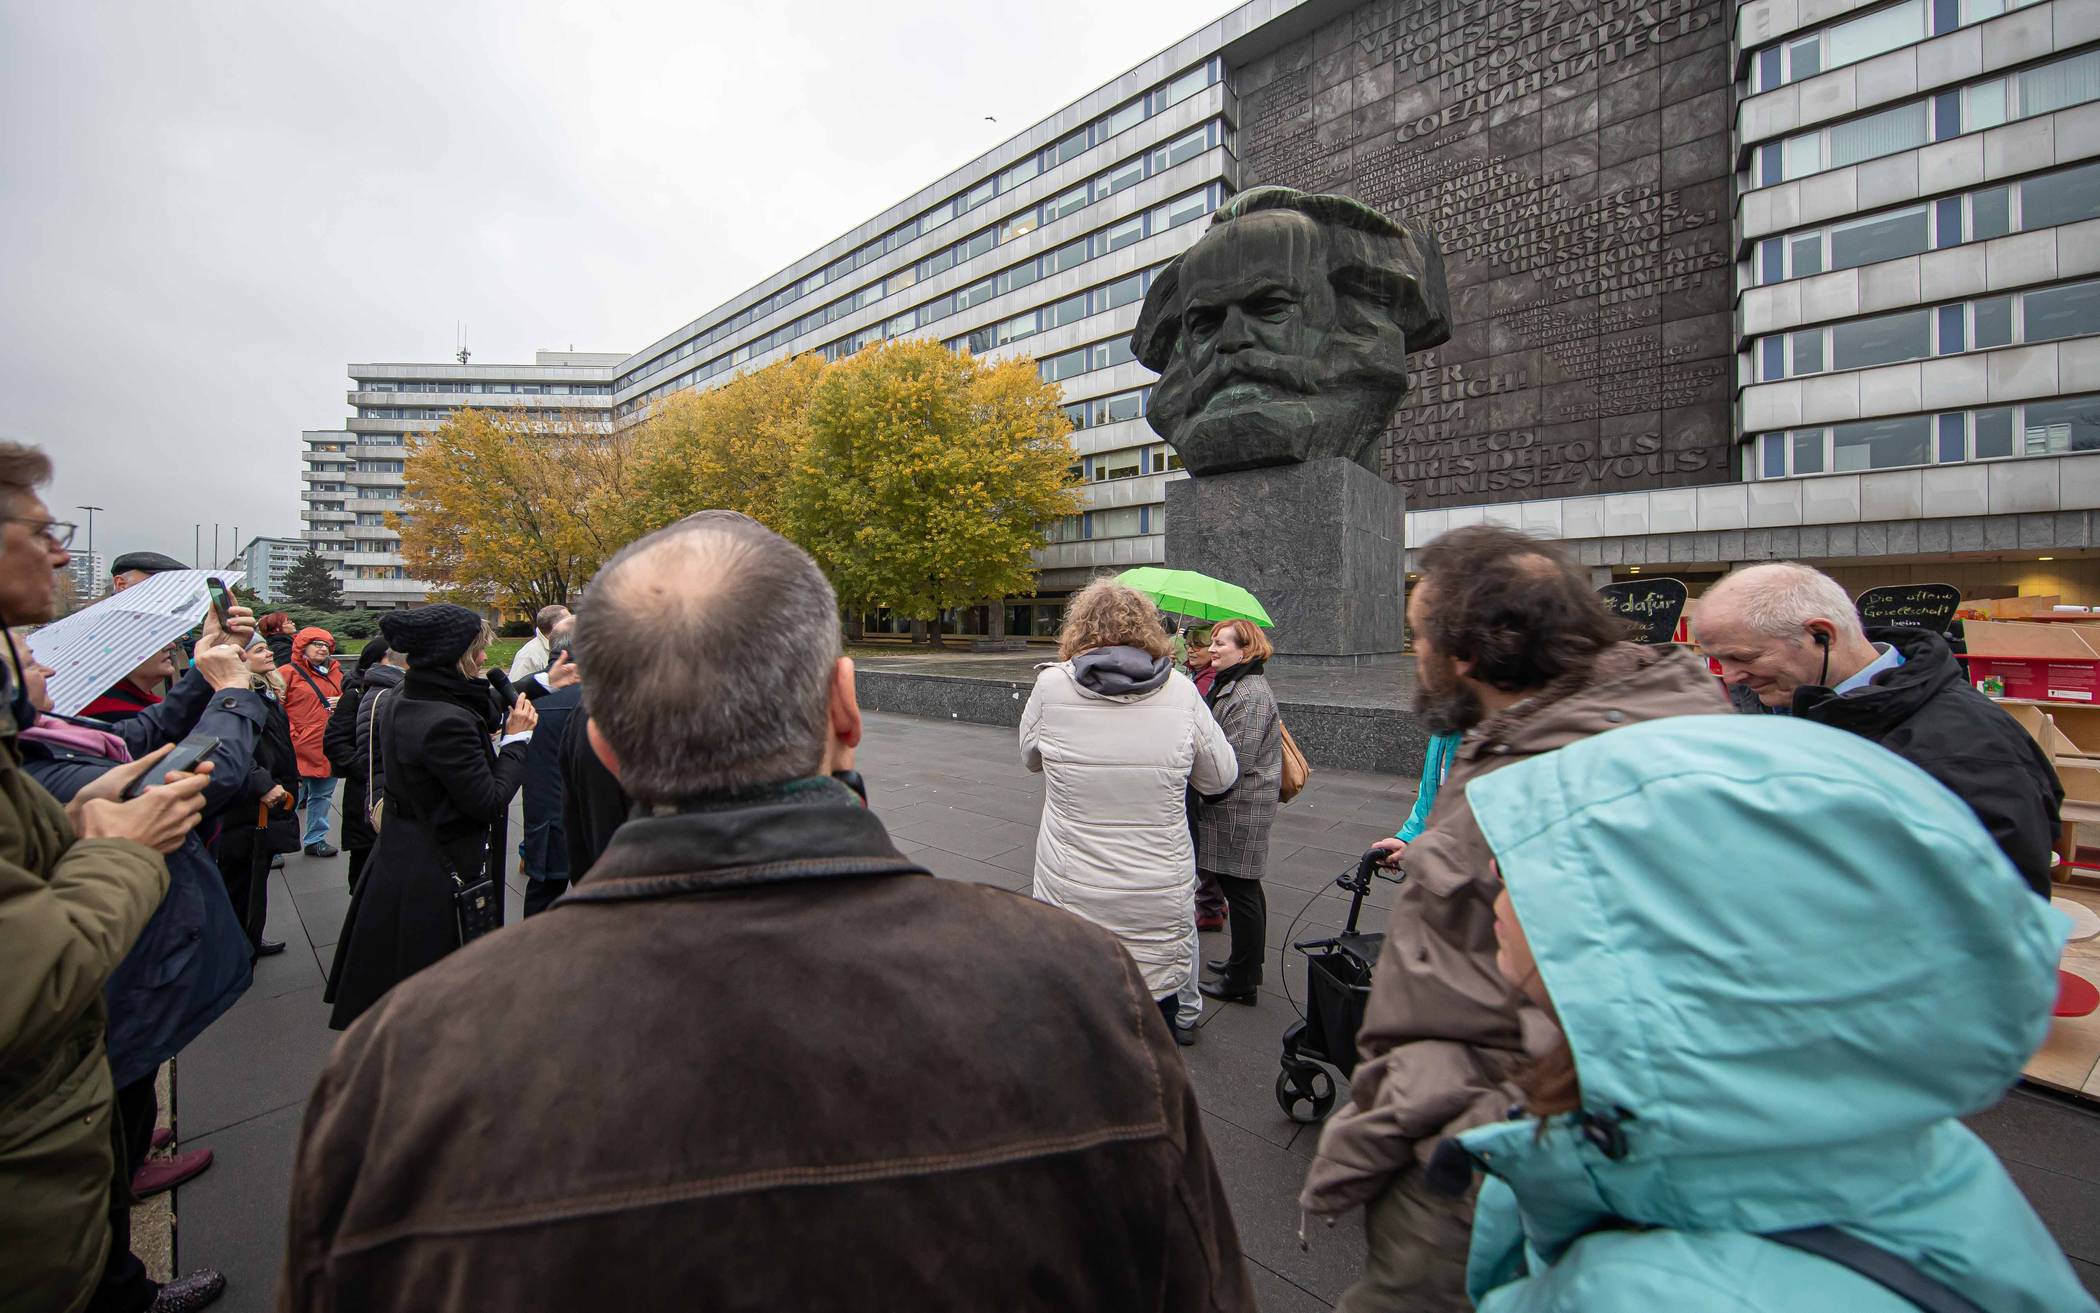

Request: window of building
left=1104, top=215, right=1145, bottom=252
left=1044, top=294, right=1088, bottom=329
left=1100, top=271, right=1145, bottom=311
left=1833, top=414, right=1933, bottom=470
left=1045, top=184, right=1088, bottom=223
left=2023, top=281, right=2100, bottom=343
left=1832, top=310, right=1930, bottom=371
left=1829, top=205, right=1930, bottom=269
left=1974, top=406, right=2016, bottom=457
left=1828, top=0, right=1926, bottom=70
left=1152, top=125, right=1208, bottom=172
left=2022, top=50, right=2100, bottom=118
left=2022, top=161, right=2100, bottom=229
left=998, top=155, right=1039, bottom=192
left=2023, top=397, right=2100, bottom=453
left=1093, top=506, right=1142, bottom=537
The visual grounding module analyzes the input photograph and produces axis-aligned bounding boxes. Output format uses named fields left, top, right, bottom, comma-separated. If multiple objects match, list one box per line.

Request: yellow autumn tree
left=396, top=407, right=634, bottom=612
left=781, top=338, right=1083, bottom=642
left=610, top=352, right=827, bottom=540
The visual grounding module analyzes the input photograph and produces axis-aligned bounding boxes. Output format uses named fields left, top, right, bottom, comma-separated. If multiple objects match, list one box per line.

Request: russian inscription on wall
left=1231, top=0, right=1736, bottom=509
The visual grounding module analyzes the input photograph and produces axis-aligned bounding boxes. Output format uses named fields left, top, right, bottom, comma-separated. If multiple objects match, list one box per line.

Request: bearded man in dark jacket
left=1693, top=561, right=2061, bottom=896
left=280, top=513, right=1254, bottom=1313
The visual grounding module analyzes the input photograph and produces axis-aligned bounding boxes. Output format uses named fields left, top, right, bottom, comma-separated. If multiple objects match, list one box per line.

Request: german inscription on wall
left=1232, top=0, right=1736, bottom=508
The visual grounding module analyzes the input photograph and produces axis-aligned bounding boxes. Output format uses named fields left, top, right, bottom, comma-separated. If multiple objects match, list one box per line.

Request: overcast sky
left=1, top=0, right=1230, bottom=570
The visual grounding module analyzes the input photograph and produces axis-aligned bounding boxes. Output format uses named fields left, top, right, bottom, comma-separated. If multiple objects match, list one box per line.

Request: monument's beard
left=1159, top=345, right=1410, bottom=475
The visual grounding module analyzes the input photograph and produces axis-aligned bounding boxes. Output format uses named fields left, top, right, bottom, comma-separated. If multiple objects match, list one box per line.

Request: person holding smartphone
left=281, top=626, right=343, bottom=857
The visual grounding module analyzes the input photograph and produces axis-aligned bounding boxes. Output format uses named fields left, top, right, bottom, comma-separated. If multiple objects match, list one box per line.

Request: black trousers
left=215, top=827, right=269, bottom=950
left=347, top=843, right=371, bottom=894
left=1156, top=994, right=1178, bottom=1030
left=86, top=1076, right=158, bottom=1312
left=523, top=877, right=568, bottom=919
left=1210, top=871, right=1266, bottom=989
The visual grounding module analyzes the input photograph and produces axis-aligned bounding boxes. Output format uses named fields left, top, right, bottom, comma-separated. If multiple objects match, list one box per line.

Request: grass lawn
left=486, top=637, right=526, bottom=671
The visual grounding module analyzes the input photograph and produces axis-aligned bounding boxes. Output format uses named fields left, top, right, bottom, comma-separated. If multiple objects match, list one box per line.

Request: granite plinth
left=853, top=650, right=1427, bottom=776
left=1166, top=457, right=1404, bottom=660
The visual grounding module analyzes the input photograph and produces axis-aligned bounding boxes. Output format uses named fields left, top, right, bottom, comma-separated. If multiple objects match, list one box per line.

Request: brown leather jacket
left=279, top=777, right=1256, bottom=1312
left=1300, top=644, right=1726, bottom=1213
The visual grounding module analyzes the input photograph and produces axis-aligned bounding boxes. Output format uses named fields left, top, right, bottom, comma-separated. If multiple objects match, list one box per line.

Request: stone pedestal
left=1165, top=457, right=1405, bottom=662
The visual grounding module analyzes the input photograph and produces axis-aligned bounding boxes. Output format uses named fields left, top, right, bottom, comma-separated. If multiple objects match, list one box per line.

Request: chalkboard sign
left=1598, top=578, right=1688, bottom=645
left=1856, top=583, right=1961, bottom=633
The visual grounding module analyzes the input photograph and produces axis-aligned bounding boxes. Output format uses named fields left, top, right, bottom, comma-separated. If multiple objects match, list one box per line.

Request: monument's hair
left=1695, top=562, right=1865, bottom=645
left=1058, top=579, right=1172, bottom=662
left=573, top=510, right=841, bottom=804
left=1131, top=185, right=1451, bottom=372
left=1416, top=525, right=1619, bottom=692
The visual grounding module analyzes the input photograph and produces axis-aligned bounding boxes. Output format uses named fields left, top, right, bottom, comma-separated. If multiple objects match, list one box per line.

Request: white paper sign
left=27, top=570, right=243, bottom=717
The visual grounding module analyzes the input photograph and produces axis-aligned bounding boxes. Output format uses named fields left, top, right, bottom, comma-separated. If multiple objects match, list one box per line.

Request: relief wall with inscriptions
left=1231, top=0, right=1738, bottom=507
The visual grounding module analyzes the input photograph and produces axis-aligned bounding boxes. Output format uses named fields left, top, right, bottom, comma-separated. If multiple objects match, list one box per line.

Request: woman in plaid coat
left=1196, top=619, right=1282, bottom=1005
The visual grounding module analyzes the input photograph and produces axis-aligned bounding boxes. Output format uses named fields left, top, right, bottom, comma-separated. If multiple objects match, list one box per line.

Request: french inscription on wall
left=1232, top=0, right=1736, bottom=508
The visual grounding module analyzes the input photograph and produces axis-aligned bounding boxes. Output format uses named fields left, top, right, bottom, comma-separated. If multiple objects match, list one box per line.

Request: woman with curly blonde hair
left=1021, top=578, right=1237, bottom=1045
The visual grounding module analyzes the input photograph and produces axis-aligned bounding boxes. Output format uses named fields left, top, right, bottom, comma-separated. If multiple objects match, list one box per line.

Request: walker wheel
left=1276, top=1063, right=1336, bottom=1124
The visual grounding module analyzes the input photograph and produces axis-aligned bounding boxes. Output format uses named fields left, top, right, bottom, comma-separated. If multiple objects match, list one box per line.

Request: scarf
left=1205, top=656, right=1266, bottom=707
left=403, top=665, right=503, bottom=734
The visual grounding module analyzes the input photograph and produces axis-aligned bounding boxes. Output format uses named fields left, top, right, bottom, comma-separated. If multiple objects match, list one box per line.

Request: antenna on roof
left=456, top=321, right=470, bottom=366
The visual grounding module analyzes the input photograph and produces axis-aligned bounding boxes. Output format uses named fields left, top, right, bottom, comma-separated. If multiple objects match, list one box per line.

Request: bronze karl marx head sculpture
left=1133, top=187, right=1451, bottom=477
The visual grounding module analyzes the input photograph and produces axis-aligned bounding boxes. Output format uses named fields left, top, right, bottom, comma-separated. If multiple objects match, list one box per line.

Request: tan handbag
left=1278, top=720, right=1311, bottom=804
left=365, top=689, right=386, bottom=833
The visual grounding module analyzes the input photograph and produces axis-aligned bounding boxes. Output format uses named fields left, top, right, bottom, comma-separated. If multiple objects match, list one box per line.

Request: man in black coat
left=1693, top=562, right=2062, bottom=896
left=519, top=620, right=580, bottom=916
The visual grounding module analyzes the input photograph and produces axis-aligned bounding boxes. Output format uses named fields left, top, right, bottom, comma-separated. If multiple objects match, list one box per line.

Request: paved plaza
left=166, top=711, right=2100, bottom=1308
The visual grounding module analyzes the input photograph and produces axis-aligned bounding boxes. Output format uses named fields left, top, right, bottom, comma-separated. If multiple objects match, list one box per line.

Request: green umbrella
left=1114, top=567, right=1274, bottom=628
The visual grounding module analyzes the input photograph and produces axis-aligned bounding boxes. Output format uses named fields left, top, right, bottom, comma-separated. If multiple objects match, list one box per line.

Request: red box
left=1964, top=655, right=2100, bottom=702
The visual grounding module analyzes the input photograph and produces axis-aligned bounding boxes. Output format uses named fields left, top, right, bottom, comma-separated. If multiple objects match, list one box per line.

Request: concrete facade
left=227, top=535, right=304, bottom=605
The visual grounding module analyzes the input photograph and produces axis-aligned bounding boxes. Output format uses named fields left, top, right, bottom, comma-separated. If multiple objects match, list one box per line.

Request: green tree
left=282, top=549, right=346, bottom=610
left=397, top=408, right=633, bottom=612
left=611, top=353, right=827, bottom=541
left=781, top=338, right=1082, bottom=645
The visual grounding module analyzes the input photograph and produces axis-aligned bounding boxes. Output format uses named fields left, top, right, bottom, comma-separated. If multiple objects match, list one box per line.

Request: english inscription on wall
left=1231, top=0, right=1737, bottom=509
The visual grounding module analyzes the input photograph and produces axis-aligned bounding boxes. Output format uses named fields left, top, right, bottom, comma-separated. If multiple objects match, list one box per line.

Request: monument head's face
left=1135, top=188, right=1450, bottom=477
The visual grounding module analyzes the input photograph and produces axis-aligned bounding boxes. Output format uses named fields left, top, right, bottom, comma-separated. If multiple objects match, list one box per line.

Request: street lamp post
left=76, top=505, right=104, bottom=598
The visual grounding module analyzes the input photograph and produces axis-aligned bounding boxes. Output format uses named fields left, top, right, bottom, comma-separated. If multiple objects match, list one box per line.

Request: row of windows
left=356, top=460, right=404, bottom=473
left=1752, top=159, right=2100, bottom=285
left=1753, top=394, right=2100, bottom=477
left=354, top=380, right=613, bottom=396
left=1032, top=331, right=1138, bottom=384
left=726, top=159, right=1216, bottom=372
left=357, top=406, right=613, bottom=422
left=1044, top=504, right=1166, bottom=541
left=1750, top=0, right=2044, bottom=93
left=1752, top=274, right=2100, bottom=379
left=617, top=180, right=1226, bottom=417
left=615, top=58, right=1222, bottom=391
left=955, top=266, right=1156, bottom=355
left=1062, top=385, right=1149, bottom=431
left=1083, top=444, right=1181, bottom=481
left=1753, top=48, right=2100, bottom=188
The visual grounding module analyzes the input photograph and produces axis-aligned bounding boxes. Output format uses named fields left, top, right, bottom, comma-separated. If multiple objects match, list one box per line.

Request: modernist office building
left=225, top=534, right=308, bottom=605
left=308, top=0, right=2100, bottom=616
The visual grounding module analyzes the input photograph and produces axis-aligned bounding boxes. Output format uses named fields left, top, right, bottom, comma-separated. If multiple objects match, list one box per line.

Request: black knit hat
left=110, top=551, right=186, bottom=577
left=380, top=604, right=484, bottom=668
left=355, top=636, right=390, bottom=674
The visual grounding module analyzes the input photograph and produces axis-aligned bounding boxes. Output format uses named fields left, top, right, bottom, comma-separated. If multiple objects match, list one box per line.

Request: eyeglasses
left=3, top=517, right=76, bottom=550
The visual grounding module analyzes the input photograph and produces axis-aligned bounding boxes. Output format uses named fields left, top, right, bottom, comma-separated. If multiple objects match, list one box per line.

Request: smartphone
left=124, top=733, right=221, bottom=799
left=204, top=577, right=258, bottom=648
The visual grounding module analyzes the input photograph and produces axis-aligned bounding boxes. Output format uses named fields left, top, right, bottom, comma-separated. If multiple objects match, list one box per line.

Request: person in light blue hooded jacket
left=1445, top=714, right=2090, bottom=1313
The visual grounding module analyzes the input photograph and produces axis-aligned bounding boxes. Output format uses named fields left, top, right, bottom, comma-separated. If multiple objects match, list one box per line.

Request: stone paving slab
left=170, top=709, right=2100, bottom=1305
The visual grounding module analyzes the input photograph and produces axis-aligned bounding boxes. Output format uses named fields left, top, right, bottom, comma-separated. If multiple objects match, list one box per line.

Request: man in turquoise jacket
left=1448, top=714, right=2089, bottom=1312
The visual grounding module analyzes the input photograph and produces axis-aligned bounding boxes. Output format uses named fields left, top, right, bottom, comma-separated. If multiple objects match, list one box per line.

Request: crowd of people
left=4, top=439, right=2095, bottom=1313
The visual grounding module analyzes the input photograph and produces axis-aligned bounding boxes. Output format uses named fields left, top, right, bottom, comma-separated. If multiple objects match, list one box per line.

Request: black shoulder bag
left=383, top=702, right=503, bottom=947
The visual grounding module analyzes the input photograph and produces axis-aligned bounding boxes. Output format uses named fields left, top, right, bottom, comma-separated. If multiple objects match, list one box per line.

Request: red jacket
left=282, top=626, right=342, bottom=778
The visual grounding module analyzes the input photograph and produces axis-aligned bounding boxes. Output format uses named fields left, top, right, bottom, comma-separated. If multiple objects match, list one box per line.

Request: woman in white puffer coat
left=1021, top=580, right=1237, bottom=1041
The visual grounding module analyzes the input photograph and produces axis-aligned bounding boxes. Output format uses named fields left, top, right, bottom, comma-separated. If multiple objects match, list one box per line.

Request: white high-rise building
left=301, top=351, right=621, bottom=610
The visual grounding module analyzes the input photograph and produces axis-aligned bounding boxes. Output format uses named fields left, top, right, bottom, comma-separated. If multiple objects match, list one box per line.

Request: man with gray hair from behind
left=277, top=511, right=1256, bottom=1313
left=1692, top=560, right=2059, bottom=895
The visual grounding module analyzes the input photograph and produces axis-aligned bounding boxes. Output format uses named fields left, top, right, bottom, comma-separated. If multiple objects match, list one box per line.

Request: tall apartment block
left=300, top=352, right=621, bottom=609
